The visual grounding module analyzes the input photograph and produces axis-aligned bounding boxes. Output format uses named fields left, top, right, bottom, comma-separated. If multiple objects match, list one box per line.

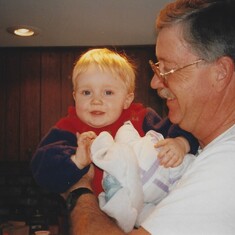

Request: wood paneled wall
left=0, top=46, right=166, bottom=162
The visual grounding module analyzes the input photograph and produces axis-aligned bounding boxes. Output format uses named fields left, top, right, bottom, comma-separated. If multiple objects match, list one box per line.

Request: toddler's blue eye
left=105, top=90, right=113, bottom=95
left=82, top=90, right=91, bottom=96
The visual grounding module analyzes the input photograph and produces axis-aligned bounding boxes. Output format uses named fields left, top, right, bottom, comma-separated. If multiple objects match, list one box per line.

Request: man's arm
left=70, top=193, right=124, bottom=235
left=64, top=165, right=150, bottom=235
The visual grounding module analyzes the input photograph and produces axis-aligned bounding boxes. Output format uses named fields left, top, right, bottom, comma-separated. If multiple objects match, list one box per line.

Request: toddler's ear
left=123, top=93, right=134, bottom=109
left=72, top=91, right=76, bottom=100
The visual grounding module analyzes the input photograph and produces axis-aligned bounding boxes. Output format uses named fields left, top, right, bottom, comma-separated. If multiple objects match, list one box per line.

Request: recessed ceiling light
left=7, top=25, right=40, bottom=37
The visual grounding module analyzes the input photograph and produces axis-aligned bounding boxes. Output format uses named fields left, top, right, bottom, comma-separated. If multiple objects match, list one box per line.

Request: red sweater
left=56, top=103, right=147, bottom=195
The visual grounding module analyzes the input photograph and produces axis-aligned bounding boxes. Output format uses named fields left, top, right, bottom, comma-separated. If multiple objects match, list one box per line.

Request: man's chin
left=168, top=112, right=181, bottom=125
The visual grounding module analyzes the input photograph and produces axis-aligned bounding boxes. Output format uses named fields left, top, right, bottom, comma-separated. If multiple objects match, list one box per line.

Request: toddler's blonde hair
left=72, top=48, right=136, bottom=93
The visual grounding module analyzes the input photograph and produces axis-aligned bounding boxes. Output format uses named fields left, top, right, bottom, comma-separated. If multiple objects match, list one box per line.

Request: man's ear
left=215, top=56, right=234, bottom=92
left=123, top=92, right=134, bottom=109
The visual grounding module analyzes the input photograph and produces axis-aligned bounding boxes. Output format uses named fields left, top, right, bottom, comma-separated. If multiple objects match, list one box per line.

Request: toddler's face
left=73, top=65, right=134, bottom=128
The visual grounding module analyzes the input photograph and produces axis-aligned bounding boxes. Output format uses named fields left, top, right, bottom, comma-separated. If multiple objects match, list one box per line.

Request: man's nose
left=150, top=74, right=165, bottom=89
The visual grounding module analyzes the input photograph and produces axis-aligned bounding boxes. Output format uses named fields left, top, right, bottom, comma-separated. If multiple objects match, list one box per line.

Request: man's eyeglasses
left=149, top=59, right=204, bottom=83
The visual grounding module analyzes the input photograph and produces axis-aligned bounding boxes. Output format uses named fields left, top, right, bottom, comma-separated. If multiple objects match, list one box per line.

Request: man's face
left=151, top=25, right=216, bottom=136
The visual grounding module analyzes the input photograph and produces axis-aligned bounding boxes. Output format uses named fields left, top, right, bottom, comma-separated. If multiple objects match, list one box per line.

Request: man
left=63, top=0, right=235, bottom=234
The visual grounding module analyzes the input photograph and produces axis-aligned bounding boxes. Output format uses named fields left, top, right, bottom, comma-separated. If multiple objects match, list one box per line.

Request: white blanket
left=91, top=121, right=195, bottom=232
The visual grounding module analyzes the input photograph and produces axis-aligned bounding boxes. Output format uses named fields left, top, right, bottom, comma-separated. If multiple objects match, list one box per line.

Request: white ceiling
left=0, top=0, right=170, bottom=47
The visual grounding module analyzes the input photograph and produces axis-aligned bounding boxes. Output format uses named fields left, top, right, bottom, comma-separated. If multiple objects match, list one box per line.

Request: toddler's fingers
left=79, top=131, right=96, bottom=144
left=164, top=154, right=179, bottom=168
left=86, top=131, right=97, bottom=139
left=159, top=151, right=174, bottom=167
left=76, top=132, right=80, bottom=138
left=170, top=158, right=182, bottom=167
left=157, top=145, right=170, bottom=159
left=87, top=132, right=97, bottom=143
left=154, top=139, right=168, bottom=148
left=160, top=149, right=183, bottom=168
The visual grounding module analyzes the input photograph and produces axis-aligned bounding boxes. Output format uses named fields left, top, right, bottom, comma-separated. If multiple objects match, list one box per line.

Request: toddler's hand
left=154, top=137, right=190, bottom=168
left=71, top=131, right=97, bottom=169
